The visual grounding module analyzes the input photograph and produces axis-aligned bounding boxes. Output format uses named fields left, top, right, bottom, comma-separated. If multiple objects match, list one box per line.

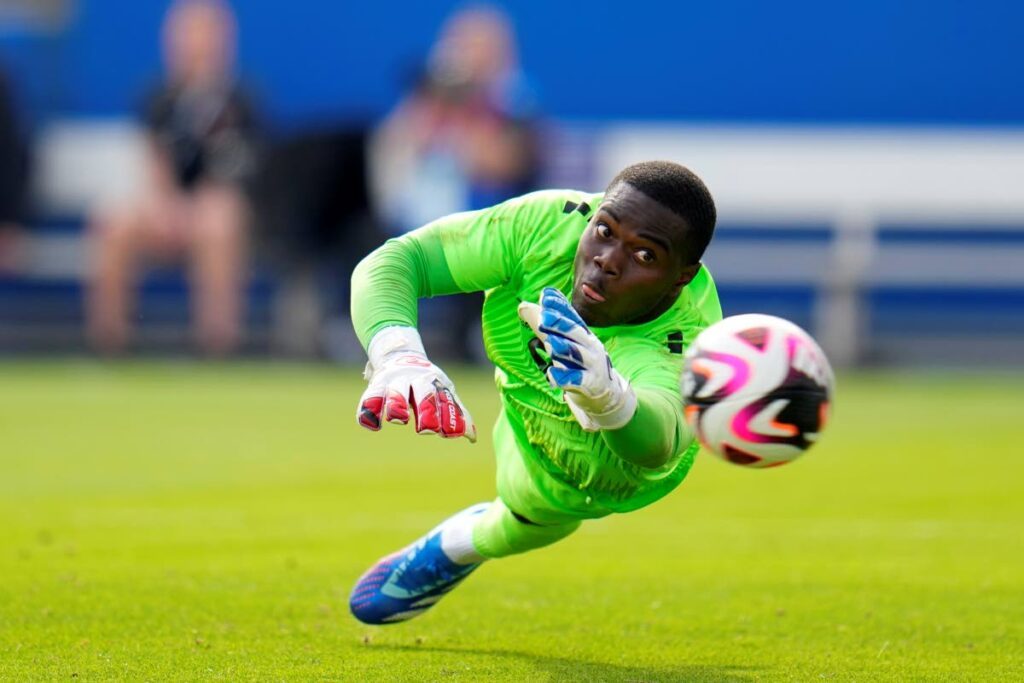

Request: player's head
left=430, top=5, right=517, bottom=88
left=163, top=0, right=237, bottom=87
left=572, top=160, right=716, bottom=327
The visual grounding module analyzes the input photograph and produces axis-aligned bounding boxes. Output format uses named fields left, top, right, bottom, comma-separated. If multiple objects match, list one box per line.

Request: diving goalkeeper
left=349, top=160, right=721, bottom=624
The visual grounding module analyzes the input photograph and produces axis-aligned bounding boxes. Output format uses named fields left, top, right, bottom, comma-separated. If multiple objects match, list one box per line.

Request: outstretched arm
left=350, top=195, right=542, bottom=440
left=350, top=193, right=541, bottom=349
left=350, top=230, right=459, bottom=351
left=601, top=386, right=690, bottom=469
left=519, top=288, right=692, bottom=469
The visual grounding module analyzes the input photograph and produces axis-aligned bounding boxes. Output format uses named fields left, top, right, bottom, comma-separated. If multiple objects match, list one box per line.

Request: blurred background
left=0, top=0, right=1022, bottom=365
left=3, top=3, right=1023, bottom=678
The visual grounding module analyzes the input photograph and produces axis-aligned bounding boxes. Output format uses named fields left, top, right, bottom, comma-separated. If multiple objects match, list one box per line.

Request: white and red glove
left=356, top=326, right=477, bottom=442
left=518, top=288, right=637, bottom=432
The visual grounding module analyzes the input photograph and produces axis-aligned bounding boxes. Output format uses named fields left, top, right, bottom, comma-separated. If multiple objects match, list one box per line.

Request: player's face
left=571, top=182, right=700, bottom=327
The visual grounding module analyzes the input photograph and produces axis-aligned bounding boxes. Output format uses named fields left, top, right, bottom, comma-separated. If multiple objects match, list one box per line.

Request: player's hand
left=518, top=288, right=637, bottom=432
left=356, top=326, right=477, bottom=442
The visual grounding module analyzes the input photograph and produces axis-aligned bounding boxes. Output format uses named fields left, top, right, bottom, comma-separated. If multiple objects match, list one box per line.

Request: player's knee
left=196, top=212, right=245, bottom=250
left=193, top=187, right=248, bottom=233
left=92, top=205, right=143, bottom=244
left=509, top=507, right=543, bottom=526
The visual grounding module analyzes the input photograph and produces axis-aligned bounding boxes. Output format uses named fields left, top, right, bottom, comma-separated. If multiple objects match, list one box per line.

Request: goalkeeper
left=349, top=161, right=721, bottom=624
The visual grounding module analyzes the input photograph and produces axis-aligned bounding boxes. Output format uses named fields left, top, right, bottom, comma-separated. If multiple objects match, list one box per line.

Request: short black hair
left=607, top=160, right=716, bottom=265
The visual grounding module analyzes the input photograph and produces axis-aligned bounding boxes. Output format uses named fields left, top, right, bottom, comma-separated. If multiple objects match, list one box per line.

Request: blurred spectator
left=0, top=64, right=28, bottom=273
left=87, top=0, right=259, bottom=355
left=372, top=5, right=539, bottom=230
left=370, top=5, right=540, bottom=359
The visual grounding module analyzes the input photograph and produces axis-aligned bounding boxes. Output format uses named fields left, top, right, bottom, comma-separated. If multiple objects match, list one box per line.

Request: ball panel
left=734, top=325, right=769, bottom=351
left=682, top=313, right=834, bottom=468
left=722, top=444, right=762, bottom=465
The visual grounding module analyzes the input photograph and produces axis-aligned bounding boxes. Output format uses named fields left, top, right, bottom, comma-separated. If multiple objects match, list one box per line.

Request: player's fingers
left=517, top=301, right=547, bottom=341
left=409, top=375, right=476, bottom=442
left=548, top=361, right=584, bottom=390
left=460, top=387, right=478, bottom=442
left=410, top=377, right=441, bottom=436
left=540, top=287, right=588, bottom=329
left=461, top=408, right=478, bottom=443
left=546, top=334, right=585, bottom=369
left=433, top=380, right=475, bottom=440
left=538, top=289, right=592, bottom=347
left=356, top=384, right=386, bottom=431
left=383, top=383, right=410, bottom=424
left=540, top=312, right=592, bottom=346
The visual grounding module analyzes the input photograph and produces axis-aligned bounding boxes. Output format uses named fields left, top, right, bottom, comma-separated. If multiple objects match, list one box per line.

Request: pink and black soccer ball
left=682, top=314, right=835, bottom=468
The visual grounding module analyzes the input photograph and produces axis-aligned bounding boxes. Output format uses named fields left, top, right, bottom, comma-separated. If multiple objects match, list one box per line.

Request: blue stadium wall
left=1, top=0, right=1022, bottom=362
left=1, top=0, right=1023, bottom=126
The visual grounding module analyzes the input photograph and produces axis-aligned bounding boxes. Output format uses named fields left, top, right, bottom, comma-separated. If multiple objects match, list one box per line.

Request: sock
left=439, top=503, right=490, bottom=565
left=471, top=498, right=581, bottom=559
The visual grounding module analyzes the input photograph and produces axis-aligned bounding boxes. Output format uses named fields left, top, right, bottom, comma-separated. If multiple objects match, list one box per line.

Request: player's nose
left=593, top=248, right=622, bottom=277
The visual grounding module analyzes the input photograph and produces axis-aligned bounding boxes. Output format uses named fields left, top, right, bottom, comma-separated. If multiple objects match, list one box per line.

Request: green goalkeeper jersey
left=351, top=189, right=722, bottom=514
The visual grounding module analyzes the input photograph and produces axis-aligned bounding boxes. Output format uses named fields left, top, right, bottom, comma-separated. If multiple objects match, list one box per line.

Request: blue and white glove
left=357, top=326, right=477, bottom=442
left=517, top=288, right=637, bottom=432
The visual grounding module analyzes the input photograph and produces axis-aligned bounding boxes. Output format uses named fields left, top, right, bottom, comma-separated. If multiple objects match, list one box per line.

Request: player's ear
left=676, top=262, right=701, bottom=287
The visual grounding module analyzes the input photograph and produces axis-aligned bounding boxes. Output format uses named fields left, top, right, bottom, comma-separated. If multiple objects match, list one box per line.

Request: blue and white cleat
left=349, top=503, right=490, bottom=624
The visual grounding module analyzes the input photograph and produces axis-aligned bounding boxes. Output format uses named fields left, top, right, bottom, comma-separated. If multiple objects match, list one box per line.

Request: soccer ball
left=682, top=314, right=834, bottom=468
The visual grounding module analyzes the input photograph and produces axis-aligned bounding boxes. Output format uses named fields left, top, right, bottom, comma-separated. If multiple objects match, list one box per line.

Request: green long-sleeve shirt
left=351, top=189, right=722, bottom=513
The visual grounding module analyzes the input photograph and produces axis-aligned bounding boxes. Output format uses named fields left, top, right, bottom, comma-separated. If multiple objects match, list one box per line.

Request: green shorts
left=492, top=410, right=614, bottom=525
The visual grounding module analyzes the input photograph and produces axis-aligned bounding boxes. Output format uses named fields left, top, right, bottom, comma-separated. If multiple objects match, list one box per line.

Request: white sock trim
left=439, top=503, right=490, bottom=565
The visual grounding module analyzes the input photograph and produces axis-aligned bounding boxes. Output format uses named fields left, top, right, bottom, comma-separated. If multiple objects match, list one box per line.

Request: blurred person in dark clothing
left=87, top=0, right=259, bottom=355
left=370, top=5, right=541, bottom=359
left=0, top=65, right=28, bottom=273
left=248, top=128, right=379, bottom=359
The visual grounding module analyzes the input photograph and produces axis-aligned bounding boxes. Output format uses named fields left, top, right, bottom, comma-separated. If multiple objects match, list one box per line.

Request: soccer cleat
left=349, top=503, right=490, bottom=625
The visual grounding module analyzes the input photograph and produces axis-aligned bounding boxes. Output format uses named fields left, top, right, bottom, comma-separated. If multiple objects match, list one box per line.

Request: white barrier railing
left=596, top=125, right=1024, bottom=366
left=16, top=120, right=1024, bottom=363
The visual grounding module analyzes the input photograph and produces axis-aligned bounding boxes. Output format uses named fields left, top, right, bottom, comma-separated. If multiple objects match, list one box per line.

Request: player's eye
left=595, top=222, right=613, bottom=239
left=635, top=249, right=655, bottom=264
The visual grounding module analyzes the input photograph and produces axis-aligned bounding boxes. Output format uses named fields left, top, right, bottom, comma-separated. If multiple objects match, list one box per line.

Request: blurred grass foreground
left=1, top=362, right=1022, bottom=680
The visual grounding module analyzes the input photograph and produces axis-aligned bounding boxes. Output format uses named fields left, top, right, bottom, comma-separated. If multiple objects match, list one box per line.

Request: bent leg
left=87, top=198, right=184, bottom=353
left=188, top=183, right=248, bottom=355
left=467, top=412, right=600, bottom=559
left=87, top=192, right=191, bottom=352
left=87, top=205, right=138, bottom=353
left=471, top=497, right=580, bottom=559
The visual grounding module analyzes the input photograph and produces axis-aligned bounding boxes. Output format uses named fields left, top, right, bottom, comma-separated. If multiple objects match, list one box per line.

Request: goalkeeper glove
left=518, top=287, right=637, bottom=432
left=356, top=326, right=477, bottom=442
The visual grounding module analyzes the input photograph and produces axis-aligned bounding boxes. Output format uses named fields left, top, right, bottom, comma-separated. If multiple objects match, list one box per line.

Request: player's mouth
left=580, top=282, right=606, bottom=303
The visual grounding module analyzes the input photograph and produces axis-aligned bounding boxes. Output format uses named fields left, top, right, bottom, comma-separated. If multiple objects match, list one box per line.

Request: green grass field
left=1, top=361, right=1022, bottom=681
